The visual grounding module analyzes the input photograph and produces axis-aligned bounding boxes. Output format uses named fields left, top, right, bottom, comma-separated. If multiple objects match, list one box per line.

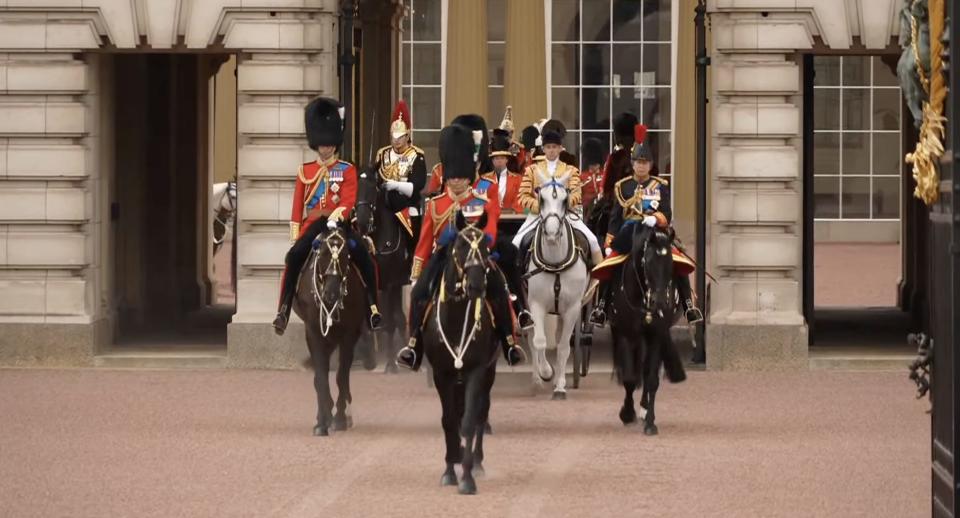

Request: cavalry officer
left=496, top=105, right=524, bottom=165
left=511, top=129, right=605, bottom=271
left=590, top=124, right=703, bottom=326
left=272, top=97, right=382, bottom=335
left=579, top=136, right=606, bottom=211
left=372, top=99, right=427, bottom=250
left=396, top=122, right=526, bottom=371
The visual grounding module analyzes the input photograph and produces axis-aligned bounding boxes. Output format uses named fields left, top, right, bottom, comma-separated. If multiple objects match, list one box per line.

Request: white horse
left=525, top=173, right=591, bottom=399
left=211, top=181, right=237, bottom=254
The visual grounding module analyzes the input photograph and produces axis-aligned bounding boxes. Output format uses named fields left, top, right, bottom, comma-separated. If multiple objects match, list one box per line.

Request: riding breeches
left=511, top=213, right=601, bottom=254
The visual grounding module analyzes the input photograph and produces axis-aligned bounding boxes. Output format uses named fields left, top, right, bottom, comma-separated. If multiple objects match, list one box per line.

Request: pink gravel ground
left=0, top=367, right=929, bottom=518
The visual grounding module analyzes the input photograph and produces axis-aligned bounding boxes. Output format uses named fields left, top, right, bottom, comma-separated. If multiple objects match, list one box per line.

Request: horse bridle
left=623, top=230, right=673, bottom=323
left=311, top=228, right=350, bottom=336
left=444, top=225, right=489, bottom=302
left=355, top=186, right=403, bottom=256
left=437, top=224, right=490, bottom=370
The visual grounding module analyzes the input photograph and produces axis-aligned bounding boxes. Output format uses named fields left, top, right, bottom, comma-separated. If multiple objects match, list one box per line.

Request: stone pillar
left=671, top=0, right=698, bottom=245
left=227, top=10, right=340, bottom=368
left=503, top=0, right=547, bottom=127
left=445, top=0, right=488, bottom=118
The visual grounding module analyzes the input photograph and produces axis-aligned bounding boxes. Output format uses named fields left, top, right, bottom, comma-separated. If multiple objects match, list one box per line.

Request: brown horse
left=292, top=221, right=366, bottom=436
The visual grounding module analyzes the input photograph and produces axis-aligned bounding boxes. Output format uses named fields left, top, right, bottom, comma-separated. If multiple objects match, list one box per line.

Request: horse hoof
left=551, top=391, right=567, bottom=401
left=440, top=471, right=458, bottom=487
left=333, top=415, right=353, bottom=431
left=643, top=423, right=659, bottom=436
left=458, top=477, right=477, bottom=495
left=313, top=426, right=329, bottom=437
left=538, top=364, right=555, bottom=383
left=483, top=422, right=493, bottom=435
left=473, top=463, right=485, bottom=478
left=619, top=407, right=636, bottom=425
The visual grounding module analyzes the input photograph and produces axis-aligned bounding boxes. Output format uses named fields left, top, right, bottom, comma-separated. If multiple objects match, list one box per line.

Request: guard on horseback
left=590, top=123, right=703, bottom=326
left=396, top=120, right=526, bottom=371
left=372, top=100, right=427, bottom=250
left=273, top=97, right=382, bottom=335
left=511, top=129, right=605, bottom=277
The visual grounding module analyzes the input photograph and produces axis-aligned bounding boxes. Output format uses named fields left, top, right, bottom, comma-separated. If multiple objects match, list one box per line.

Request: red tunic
left=411, top=184, right=500, bottom=279
left=497, top=170, right=524, bottom=213
left=580, top=166, right=602, bottom=210
left=289, top=157, right=358, bottom=241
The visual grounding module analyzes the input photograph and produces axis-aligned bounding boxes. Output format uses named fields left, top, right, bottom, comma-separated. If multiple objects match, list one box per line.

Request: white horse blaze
left=526, top=181, right=590, bottom=395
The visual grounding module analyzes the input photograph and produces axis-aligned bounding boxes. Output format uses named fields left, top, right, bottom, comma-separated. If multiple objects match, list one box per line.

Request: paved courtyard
left=0, top=366, right=928, bottom=518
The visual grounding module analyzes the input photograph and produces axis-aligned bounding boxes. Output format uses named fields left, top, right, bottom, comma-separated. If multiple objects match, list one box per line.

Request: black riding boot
left=273, top=272, right=295, bottom=336
left=676, top=274, right=702, bottom=324
left=488, top=268, right=526, bottom=366
left=273, top=223, right=324, bottom=335
left=347, top=231, right=382, bottom=330
left=495, top=240, right=533, bottom=330
left=397, top=251, right=446, bottom=371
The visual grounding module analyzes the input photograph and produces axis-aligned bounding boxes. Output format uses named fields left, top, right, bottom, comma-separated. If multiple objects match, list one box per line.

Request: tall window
left=813, top=56, right=902, bottom=221
left=550, top=0, right=673, bottom=181
left=401, top=0, right=443, bottom=166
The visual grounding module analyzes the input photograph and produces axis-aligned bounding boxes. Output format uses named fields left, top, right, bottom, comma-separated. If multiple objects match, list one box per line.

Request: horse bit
left=437, top=227, right=488, bottom=369
left=311, top=230, right=349, bottom=336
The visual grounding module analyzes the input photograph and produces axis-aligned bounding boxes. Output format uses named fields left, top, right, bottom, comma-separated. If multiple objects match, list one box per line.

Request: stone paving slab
left=0, top=368, right=928, bottom=518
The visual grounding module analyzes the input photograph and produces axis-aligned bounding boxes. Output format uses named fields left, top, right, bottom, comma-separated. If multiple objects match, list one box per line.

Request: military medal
left=331, top=182, right=340, bottom=193
left=332, top=194, right=340, bottom=204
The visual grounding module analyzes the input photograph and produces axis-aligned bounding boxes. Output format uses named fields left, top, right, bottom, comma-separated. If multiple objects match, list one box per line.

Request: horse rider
left=511, top=129, right=605, bottom=278
left=272, top=97, right=382, bottom=335
left=372, top=99, right=427, bottom=251
left=396, top=121, right=526, bottom=371
left=540, top=119, right=579, bottom=167
left=589, top=123, right=703, bottom=326
left=496, top=105, right=524, bottom=166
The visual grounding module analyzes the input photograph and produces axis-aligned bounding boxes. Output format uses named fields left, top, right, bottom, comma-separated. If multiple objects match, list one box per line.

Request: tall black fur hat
left=439, top=123, right=477, bottom=182
left=490, top=128, right=513, bottom=157
left=305, top=97, right=344, bottom=150
left=541, top=119, right=567, bottom=138
left=581, top=137, right=606, bottom=168
left=450, top=114, right=489, bottom=167
left=613, top=112, right=639, bottom=148
left=541, top=130, right=563, bottom=146
left=521, top=125, right=540, bottom=151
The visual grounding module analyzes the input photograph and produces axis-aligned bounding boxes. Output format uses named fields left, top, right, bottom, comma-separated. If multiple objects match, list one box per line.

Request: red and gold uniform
left=289, top=156, right=357, bottom=241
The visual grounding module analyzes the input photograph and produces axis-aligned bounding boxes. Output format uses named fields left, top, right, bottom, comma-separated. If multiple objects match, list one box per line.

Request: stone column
left=445, top=0, right=488, bottom=118
left=503, top=0, right=547, bottom=127
left=227, top=10, right=340, bottom=369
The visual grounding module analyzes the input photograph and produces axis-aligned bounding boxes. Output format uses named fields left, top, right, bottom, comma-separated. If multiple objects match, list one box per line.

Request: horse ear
left=455, top=210, right=466, bottom=231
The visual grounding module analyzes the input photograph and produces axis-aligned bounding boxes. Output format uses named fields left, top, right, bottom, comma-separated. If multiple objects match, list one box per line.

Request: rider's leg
left=273, top=221, right=325, bottom=335
left=345, top=228, right=382, bottom=329
left=676, top=273, right=703, bottom=323
left=590, top=222, right=636, bottom=326
left=569, top=217, right=605, bottom=268
left=397, top=250, right=446, bottom=370
left=494, top=238, right=533, bottom=329
left=487, top=266, right=526, bottom=366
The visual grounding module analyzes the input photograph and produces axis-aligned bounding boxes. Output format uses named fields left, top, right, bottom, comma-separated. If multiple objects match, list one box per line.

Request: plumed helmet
left=305, top=96, right=345, bottom=150
left=581, top=137, right=606, bottom=168
left=490, top=128, right=513, bottom=157
left=631, top=124, right=653, bottom=162
left=439, top=123, right=478, bottom=182
left=498, top=105, right=515, bottom=133
left=613, top=112, right=639, bottom=148
left=390, top=99, right=411, bottom=139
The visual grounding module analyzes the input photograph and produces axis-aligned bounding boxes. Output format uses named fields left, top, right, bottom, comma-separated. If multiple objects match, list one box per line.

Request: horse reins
left=436, top=226, right=489, bottom=370
left=311, top=229, right=349, bottom=336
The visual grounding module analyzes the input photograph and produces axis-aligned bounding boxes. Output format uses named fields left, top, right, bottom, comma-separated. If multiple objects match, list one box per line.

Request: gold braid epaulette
left=906, top=0, right=945, bottom=206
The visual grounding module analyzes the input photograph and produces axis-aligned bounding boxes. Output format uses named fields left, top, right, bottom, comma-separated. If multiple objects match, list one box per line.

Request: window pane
left=842, top=133, right=869, bottom=175
left=648, top=131, right=671, bottom=176
left=643, top=43, right=671, bottom=85
left=488, top=43, right=505, bottom=86
left=412, top=130, right=439, bottom=168
left=402, top=43, right=411, bottom=84
left=814, top=56, right=840, bottom=86
left=842, top=56, right=869, bottom=86
left=872, top=133, right=902, bottom=176
left=814, top=133, right=840, bottom=174
left=551, top=87, right=580, bottom=130
left=563, top=130, right=580, bottom=158
left=552, top=0, right=579, bottom=41
left=581, top=87, right=610, bottom=130
left=642, top=87, right=671, bottom=129
left=487, top=0, right=506, bottom=41
left=873, top=89, right=901, bottom=131
left=814, top=89, right=840, bottom=130
left=644, top=0, right=672, bottom=42
left=612, top=0, right=643, bottom=41
left=842, top=88, right=869, bottom=130
left=412, top=43, right=441, bottom=84
left=611, top=93, right=641, bottom=128
left=411, top=87, right=441, bottom=129
left=842, top=177, right=870, bottom=218
left=487, top=87, right=503, bottom=127
left=583, top=0, right=611, bottom=41
left=873, top=56, right=899, bottom=86
left=611, top=44, right=643, bottom=86
left=582, top=44, right=610, bottom=85
left=814, top=176, right=840, bottom=219
left=874, top=177, right=900, bottom=219
left=552, top=44, right=579, bottom=85
left=411, top=0, right=441, bottom=41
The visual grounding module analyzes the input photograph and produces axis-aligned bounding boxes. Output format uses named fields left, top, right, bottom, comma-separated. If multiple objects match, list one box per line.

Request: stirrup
left=589, top=306, right=607, bottom=327
left=505, top=344, right=526, bottom=366
left=396, top=345, right=417, bottom=370
left=518, top=309, right=535, bottom=331
left=685, top=306, right=704, bottom=324
left=369, top=304, right=383, bottom=330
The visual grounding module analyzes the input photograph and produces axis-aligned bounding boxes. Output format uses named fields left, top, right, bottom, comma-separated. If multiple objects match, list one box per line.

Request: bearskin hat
left=490, top=128, right=513, bottom=157
left=613, top=112, right=639, bottom=148
left=521, top=125, right=540, bottom=151
left=541, top=119, right=567, bottom=139
left=305, top=97, right=344, bottom=150
left=439, top=123, right=477, bottom=182
left=541, top=130, right=563, bottom=146
left=450, top=113, right=490, bottom=171
left=581, top=137, right=606, bottom=169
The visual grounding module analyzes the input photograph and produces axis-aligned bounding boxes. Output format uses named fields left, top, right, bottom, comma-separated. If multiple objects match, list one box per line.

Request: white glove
left=604, top=247, right=613, bottom=256
left=642, top=215, right=658, bottom=227
left=384, top=181, right=414, bottom=197
left=326, top=219, right=337, bottom=230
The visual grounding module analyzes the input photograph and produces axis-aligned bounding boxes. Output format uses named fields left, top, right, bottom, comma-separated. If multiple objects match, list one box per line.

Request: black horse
left=609, top=225, right=686, bottom=436
left=292, top=221, right=366, bottom=436
left=423, top=213, right=499, bottom=495
left=355, top=169, right=413, bottom=373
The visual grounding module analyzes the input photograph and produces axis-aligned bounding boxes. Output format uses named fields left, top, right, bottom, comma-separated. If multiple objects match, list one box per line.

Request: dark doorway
left=110, top=53, right=236, bottom=351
